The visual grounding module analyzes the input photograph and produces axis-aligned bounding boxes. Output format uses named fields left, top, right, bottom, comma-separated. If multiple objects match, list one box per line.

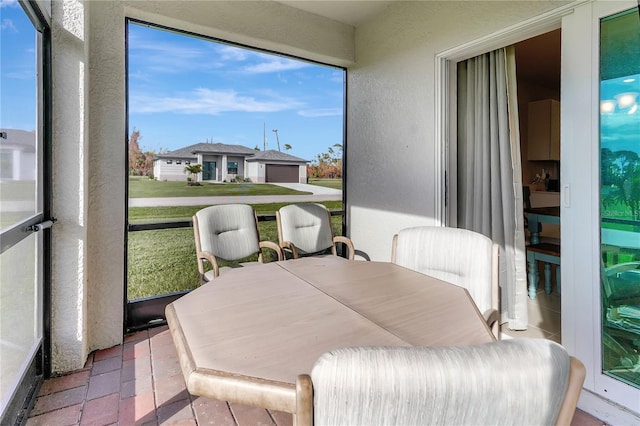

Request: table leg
left=544, top=263, right=552, bottom=294
left=527, top=254, right=539, bottom=299
left=529, top=215, right=541, bottom=245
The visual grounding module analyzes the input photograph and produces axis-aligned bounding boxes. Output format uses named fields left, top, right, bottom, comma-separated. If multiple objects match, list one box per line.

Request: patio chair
left=295, top=339, right=585, bottom=426
left=193, top=204, right=283, bottom=284
left=276, top=203, right=355, bottom=260
left=601, top=260, right=640, bottom=375
left=391, top=226, right=500, bottom=337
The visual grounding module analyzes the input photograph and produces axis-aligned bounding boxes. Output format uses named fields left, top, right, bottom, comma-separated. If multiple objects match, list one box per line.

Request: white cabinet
left=527, top=99, right=560, bottom=161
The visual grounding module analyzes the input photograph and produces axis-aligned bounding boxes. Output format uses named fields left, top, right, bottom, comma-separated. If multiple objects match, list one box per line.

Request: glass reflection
left=600, top=7, right=640, bottom=389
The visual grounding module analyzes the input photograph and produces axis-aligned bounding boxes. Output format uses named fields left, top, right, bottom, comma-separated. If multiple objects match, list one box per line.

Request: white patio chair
left=296, top=339, right=585, bottom=426
left=276, top=203, right=354, bottom=260
left=391, top=226, right=500, bottom=337
left=193, top=204, right=283, bottom=284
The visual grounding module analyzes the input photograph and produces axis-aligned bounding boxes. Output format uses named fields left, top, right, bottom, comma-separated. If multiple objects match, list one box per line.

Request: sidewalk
left=128, top=183, right=342, bottom=207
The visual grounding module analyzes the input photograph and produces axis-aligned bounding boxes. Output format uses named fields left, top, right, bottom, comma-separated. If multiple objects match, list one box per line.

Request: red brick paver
left=26, top=326, right=603, bottom=425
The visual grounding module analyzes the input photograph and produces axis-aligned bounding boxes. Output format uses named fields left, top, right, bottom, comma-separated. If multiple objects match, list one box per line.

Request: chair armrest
left=483, top=308, right=500, bottom=339
left=279, top=241, right=299, bottom=259
left=296, top=374, right=313, bottom=426
left=333, top=236, right=355, bottom=260
left=259, top=240, right=284, bottom=261
left=555, top=356, right=586, bottom=426
left=197, top=251, right=220, bottom=281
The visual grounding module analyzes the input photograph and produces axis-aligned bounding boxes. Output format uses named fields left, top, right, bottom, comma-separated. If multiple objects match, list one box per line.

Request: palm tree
left=184, top=164, right=203, bottom=185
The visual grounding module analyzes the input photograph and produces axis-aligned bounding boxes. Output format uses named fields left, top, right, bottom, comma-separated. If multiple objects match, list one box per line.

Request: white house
left=0, top=128, right=36, bottom=181
left=153, top=142, right=308, bottom=183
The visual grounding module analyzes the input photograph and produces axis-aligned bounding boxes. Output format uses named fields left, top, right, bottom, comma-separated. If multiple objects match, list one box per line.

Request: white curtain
left=457, top=46, right=528, bottom=330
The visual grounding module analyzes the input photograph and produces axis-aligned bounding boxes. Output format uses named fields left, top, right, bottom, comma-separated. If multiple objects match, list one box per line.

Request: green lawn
left=129, top=178, right=311, bottom=198
left=308, top=178, right=342, bottom=190
left=127, top=201, right=343, bottom=300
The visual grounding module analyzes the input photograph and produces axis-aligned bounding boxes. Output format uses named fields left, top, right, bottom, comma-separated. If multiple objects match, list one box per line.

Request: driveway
left=128, top=183, right=342, bottom=207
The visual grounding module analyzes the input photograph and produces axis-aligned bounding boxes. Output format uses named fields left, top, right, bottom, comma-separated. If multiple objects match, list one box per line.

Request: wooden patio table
left=165, top=256, right=495, bottom=419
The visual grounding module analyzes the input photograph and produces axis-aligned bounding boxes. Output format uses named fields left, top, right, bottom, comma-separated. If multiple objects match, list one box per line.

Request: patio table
left=165, top=256, right=495, bottom=419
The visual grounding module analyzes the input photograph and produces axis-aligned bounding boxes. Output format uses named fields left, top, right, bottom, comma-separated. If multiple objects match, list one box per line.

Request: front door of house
left=203, top=161, right=216, bottom=181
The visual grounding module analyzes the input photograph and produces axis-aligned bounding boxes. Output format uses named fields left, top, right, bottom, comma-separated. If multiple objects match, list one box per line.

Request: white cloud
left=131, top=87, right=303, bottom=115
left=298, top=108, right=343, bottom=118
left=1, top=18, right=16, bottom=31
left=243, top=57, right=310, bottom=74
left=0, top=0, right=19, bottom=8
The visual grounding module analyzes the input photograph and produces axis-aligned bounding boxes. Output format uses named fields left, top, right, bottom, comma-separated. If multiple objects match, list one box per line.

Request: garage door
left=265, top=165, right=298, bottom=183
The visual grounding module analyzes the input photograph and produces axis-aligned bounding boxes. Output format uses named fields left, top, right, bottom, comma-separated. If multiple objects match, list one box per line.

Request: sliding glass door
left=599, top=5, right=640, bottom=391
left=0, top=2, right=51, bottom=423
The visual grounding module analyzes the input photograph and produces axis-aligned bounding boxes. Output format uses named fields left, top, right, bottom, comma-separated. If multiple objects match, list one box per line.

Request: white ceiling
left=277, top=1, right=398, bottom=26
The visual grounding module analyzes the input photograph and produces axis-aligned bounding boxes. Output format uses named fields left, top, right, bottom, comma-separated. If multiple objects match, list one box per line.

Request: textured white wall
left=51, top=0, right=90, bottom=373
left=50, top=0, right=353, bottom=372
left=346, top=1, right=564, bottom=261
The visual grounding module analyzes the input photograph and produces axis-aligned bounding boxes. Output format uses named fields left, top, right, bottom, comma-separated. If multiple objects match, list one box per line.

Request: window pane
left=600, top=7, right=640, bottom=389
left=0, top=8, right=38, bottom=231
left=0, top=234, right=41, bottom=407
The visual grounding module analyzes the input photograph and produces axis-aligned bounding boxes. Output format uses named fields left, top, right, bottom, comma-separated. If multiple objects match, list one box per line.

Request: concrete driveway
left=128, top=183, right=342, bottom=207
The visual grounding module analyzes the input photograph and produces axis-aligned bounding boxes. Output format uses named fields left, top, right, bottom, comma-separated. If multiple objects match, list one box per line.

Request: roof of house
left=155, top=142, right=257, bottom=159
left=245, top=149, right=308, bottom=163
left=154, top=143, right=308, bottom=164
left=0, top=128, right=36, bottom=152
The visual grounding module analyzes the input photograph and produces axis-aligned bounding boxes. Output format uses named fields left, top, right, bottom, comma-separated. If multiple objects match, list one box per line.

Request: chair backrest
left=277, top=203, right=335, bottom=256
left=298, top=339, right=585, bottom=426
left=391, top=226, right=497, bottom=318
left=194, top=204, right=261, bottom=261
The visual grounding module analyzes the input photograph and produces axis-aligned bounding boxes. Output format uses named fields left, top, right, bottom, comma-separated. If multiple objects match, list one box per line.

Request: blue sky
left=128, top=21, right=345, bottom=162
left=0, top=3, right=345, bottom=162
left=0, top=0, right=36, bottom=131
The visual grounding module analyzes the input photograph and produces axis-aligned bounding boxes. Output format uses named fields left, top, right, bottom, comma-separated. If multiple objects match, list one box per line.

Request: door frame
left=0, top=1, right=52, bottom=423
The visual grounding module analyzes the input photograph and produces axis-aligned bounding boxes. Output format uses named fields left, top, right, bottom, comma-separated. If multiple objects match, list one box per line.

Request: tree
left=128, top=128, right=155, bottom=176
left=308, top=143, right=343, bottom=178
left=601, top=149, right=640, bottom=220
left=184, top=164, right=203, bottom=186
left=284, top=143, right=292, bottom=151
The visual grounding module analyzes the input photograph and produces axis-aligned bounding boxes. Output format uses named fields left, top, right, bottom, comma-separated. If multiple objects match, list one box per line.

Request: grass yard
left=307, top=178, right=342, bottom=190
left=129, top=178, right=312, bottom=198
left=127, top=201, right=343, bottom=300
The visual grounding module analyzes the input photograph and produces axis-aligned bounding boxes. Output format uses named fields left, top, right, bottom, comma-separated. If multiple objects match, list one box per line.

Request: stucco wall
left=346, top=0, right=566, bottom=261
left=50, top=0, right=353, bottom=372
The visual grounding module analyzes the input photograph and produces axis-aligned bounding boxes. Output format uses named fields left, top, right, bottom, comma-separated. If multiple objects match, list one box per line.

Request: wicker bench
left=526, top=243, right=560, bottom=299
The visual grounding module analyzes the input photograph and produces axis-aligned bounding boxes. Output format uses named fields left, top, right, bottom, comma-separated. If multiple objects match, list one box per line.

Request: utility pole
left=263, top=123, right=267, bottom=151
left=272, top=129, right=281, bottom=152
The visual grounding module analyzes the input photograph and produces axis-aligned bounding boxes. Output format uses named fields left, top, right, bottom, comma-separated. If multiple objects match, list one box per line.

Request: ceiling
left=277, top=1, right=561, bottom=92
left=277, top=1, right=398, bottom=26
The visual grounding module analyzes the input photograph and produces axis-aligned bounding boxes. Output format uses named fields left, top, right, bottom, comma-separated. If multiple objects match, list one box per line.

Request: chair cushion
left=195, top=204, right=260, bottom=261
left=394, top=226, right=493, bottom=314
left=279, top=204, right=334, bottom=255
left=311, top=339, right=570, bottom=426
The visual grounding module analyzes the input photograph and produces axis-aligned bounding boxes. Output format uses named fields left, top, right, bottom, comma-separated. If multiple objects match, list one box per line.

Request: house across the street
left=152, top=142, right=308, bottom=183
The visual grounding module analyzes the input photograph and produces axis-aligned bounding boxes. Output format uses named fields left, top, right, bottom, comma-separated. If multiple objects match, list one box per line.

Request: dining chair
left=276, top=203, right=355, bottom=260
left=295, top=339, right=585, bottom=426
left=193, top=204, right=283, bottom=284
left=391, top=226, right=499, bottom=337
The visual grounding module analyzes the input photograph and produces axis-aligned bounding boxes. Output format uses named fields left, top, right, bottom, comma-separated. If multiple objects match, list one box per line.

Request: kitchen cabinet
left=527, top=99, right=560, bottom=161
